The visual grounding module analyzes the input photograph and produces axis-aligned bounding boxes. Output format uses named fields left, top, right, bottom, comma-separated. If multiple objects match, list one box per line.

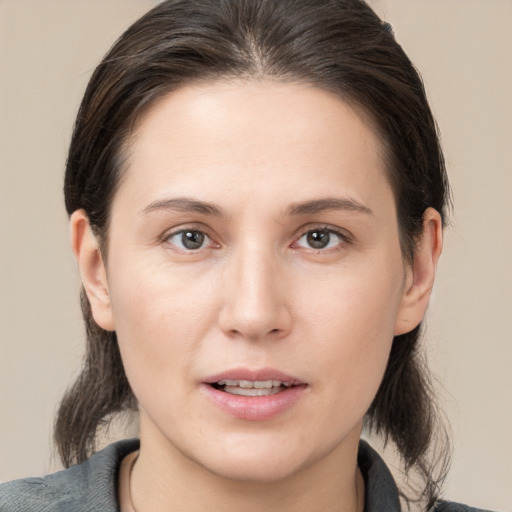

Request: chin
left=204, top=453, right=305, bottom=484
left=190, top=434, right=325, bottom=485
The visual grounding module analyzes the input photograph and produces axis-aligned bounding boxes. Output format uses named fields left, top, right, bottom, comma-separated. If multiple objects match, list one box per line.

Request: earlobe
left=394, top=208, right=443, bottom=336
left=70, top=210, right=115, bottom=331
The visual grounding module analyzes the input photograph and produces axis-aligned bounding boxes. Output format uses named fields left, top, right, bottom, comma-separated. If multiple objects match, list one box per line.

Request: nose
left=218, top=245, right=292, bottom=341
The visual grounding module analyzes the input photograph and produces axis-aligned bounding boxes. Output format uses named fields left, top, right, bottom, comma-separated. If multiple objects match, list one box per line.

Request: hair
left=57, top=0, right=451, bottom=508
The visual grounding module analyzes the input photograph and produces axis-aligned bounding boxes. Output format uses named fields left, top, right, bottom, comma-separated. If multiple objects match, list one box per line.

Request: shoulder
left=358, top=440, right=496, bottom=512
left=433, top=501, right=496, bottom=512
left=0, top=438, right=139, bottom=512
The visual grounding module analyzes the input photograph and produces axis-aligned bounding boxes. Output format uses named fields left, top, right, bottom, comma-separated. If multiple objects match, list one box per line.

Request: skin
left=71, top=80, right=442, bottom=512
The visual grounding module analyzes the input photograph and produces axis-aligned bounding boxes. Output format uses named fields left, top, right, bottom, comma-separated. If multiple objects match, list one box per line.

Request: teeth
left=216, top=379, right=290, bottom=389
left=223, top=386, right=283, bottom=396
left=214, top=379, right=295, bottom=396
left=218, top=379, right=239, bottom=387
left=253, top=380, right=273, bottom=388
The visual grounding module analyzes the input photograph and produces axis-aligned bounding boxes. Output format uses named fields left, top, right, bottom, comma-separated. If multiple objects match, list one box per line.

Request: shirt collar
left=358, top=439, right=401, bottom=512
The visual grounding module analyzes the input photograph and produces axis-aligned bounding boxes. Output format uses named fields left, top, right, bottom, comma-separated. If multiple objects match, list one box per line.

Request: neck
left=127, top=421, right=365, bottom=512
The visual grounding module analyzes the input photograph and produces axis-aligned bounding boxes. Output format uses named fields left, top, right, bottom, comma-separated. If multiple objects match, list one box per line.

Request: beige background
left=0, top=1, right=510, bottom=510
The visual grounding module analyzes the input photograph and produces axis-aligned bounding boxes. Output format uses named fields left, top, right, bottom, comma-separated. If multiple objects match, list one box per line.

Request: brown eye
left=296, top=229, right=344, bottom=251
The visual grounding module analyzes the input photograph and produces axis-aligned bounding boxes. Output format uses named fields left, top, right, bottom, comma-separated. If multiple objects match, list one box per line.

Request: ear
left=70, top=210, right=115, bottom=331
left=394, top=207, right=443, bottom=336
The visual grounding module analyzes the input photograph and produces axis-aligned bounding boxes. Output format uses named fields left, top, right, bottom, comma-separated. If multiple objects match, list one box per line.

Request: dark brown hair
left=57, top=0, right=451, bottom=508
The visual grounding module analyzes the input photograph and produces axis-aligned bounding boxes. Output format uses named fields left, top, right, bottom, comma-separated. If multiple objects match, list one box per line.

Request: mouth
left=211, top=379, right=294, bottom=397
left=202, top=369, right=307, bottom=420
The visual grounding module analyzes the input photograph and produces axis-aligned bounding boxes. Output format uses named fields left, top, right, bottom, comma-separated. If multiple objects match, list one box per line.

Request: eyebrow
left=140, top=197, right=224, bottom=217
left=140, top=196, right=372, bottom=218
left=286, top=197, right=373, bottom=216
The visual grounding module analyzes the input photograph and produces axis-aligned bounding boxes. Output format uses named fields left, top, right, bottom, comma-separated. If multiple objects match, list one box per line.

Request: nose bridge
left=219, top=239, right=290, bottom=340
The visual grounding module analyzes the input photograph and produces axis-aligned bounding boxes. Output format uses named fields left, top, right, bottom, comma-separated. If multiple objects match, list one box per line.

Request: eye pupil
left=307, top=230, right=330, bottom=249
left=182, top=230, right=205, bottom=249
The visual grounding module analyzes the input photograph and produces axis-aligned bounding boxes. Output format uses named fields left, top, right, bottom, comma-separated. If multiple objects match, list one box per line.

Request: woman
left=0, top=0, right=494, bottom=511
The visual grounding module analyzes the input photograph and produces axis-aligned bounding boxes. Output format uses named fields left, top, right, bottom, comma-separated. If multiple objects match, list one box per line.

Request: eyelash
left=161, top=225, right=351, bottom=254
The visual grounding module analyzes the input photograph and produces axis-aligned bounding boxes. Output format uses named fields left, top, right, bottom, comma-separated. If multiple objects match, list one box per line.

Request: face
left=82, top=80, right=419, bottom=482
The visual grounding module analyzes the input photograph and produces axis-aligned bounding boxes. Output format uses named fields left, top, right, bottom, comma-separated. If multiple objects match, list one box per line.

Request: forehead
left=117, top=79, right=393, bottom=215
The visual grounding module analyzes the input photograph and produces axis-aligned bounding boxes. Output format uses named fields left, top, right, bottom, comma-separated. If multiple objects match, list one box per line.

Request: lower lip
left=201, top=384, right=307, bottom=421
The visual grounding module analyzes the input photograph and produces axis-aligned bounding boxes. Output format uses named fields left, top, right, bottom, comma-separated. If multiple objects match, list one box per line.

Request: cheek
left=106, top=260, right=219, bottom=394
left=302, top=257, right=404, bottom=340
left=297, top=257, right=404, bottom=398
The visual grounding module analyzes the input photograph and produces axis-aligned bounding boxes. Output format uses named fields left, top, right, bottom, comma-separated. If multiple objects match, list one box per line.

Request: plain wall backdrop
left=0, top=1, right=510, bottom=510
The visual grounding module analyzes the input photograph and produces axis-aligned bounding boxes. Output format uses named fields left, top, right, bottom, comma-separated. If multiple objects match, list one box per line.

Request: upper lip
left=203, top=368, right=306, bottom=386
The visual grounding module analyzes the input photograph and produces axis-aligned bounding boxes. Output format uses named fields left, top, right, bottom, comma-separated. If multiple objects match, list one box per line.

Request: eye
left=295, top=228, right=345, bottom=250
left=166, top=229, right=211, bottom=251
